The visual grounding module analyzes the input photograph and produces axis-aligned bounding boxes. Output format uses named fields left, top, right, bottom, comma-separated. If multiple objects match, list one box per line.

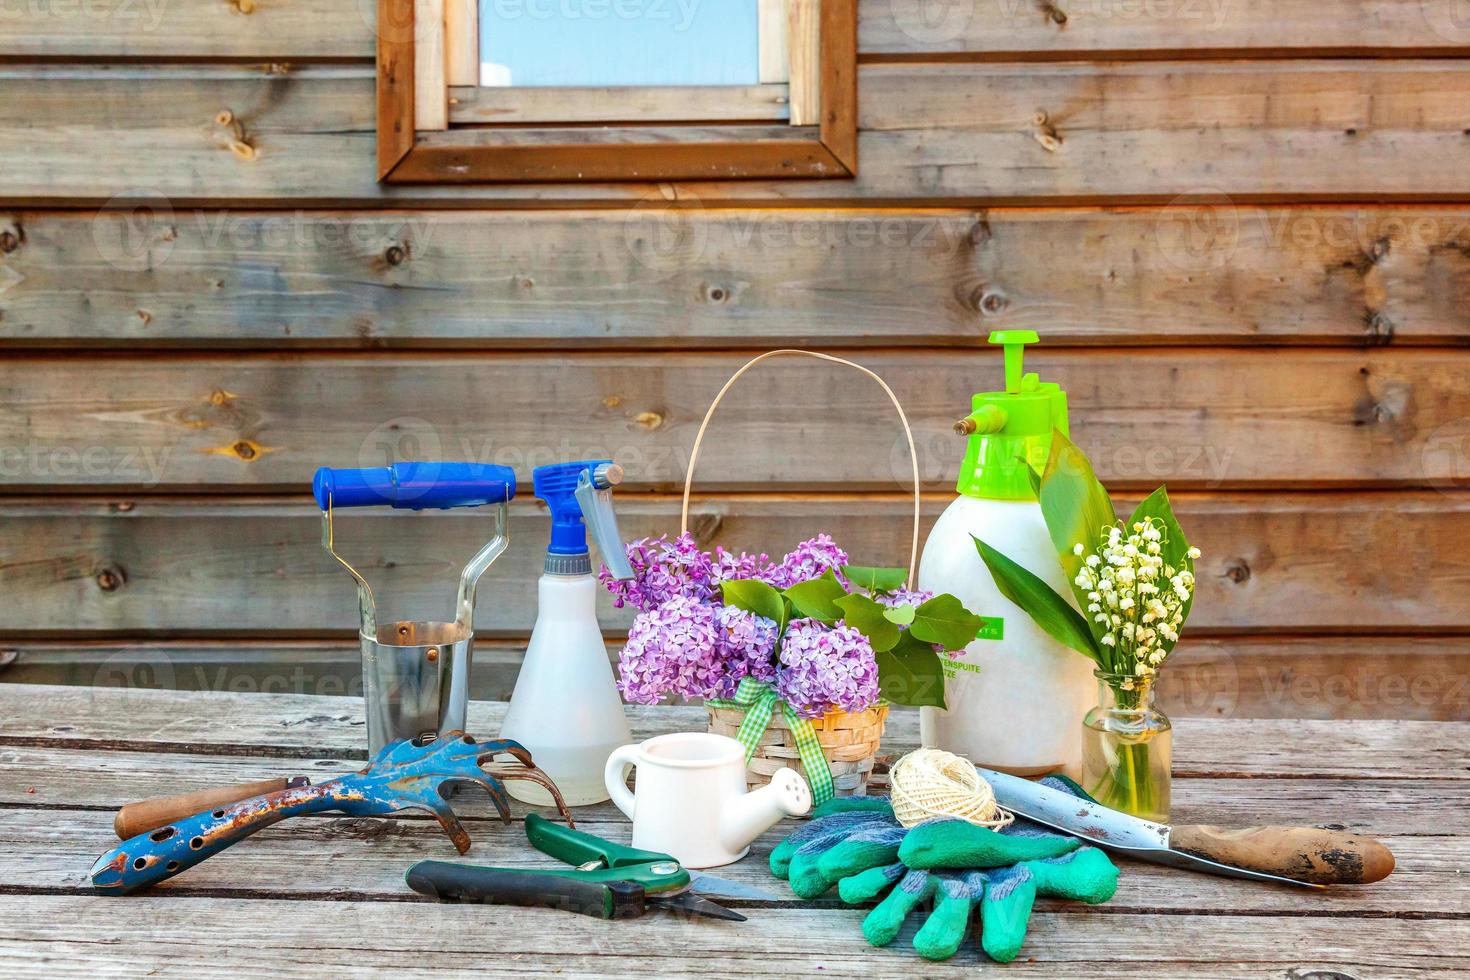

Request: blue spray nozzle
left=532, top=460, right=632, bottom=577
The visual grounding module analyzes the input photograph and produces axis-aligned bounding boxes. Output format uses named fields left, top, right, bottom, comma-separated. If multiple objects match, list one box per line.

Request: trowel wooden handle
left=1170, top=824, right=1395, bottom=885
left=114, top=777, right=300, bottom=839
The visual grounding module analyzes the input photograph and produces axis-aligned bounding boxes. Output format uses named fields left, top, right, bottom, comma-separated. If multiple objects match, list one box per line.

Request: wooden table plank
left=4, top=686, right=1467, bottom=975
left=11, top=807, right=1466, bottom=918
left=5, top=745, right=1461, bottom=836
left=3, top=896, right=1466, bottom=978
left=4, top=685, right=1467, bottom=779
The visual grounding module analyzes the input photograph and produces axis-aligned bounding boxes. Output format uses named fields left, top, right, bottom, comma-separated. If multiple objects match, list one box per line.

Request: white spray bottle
left=501, top=460, right=634, bottom=806
left=917, top=330, right=1094, bottom=779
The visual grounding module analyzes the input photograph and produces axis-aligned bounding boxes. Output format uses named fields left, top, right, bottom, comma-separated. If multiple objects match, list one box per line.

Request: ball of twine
left=889, top=748, right=1015, bottom=830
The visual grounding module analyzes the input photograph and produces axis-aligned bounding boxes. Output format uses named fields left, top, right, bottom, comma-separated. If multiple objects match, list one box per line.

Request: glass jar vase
left=1082, top=671, right=1172, bottom=822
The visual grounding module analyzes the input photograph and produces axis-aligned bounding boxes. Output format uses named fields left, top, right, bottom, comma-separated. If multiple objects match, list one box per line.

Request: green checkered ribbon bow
left=707, top=676, right=834, bottom=806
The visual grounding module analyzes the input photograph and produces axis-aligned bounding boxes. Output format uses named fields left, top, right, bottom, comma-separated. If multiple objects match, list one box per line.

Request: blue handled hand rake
left=90, top=733, right=570, bottom=895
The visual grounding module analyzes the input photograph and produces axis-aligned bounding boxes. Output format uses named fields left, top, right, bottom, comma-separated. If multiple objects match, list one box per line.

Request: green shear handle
left=403, top=814, right=712, bottom=920
left=523, top=813, right=690, bottom=892
left=405, top=861, right=649, bottom=919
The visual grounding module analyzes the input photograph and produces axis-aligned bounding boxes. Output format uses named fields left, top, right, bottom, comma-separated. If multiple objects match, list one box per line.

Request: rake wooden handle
left=1170, top=824, right=1396, bottom=885
left=114, top=778, right=300, bottom=839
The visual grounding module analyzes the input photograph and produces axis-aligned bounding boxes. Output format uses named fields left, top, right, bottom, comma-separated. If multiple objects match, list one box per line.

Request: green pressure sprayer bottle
left=500, top=460, right=634, bottom=806
left=916, top=331, right=1094, bottom=779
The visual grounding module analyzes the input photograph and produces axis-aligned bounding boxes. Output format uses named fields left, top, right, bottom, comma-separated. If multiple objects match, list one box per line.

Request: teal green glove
left=768, top=797, right=903, bottom=899
left=839, top=829, right=1117, bottom=962
left=777, top=776, right=1119, bottom=963
left=769, top=784, right=1120, bottom=962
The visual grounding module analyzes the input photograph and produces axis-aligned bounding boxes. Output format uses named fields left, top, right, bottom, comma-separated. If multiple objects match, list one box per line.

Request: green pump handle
left=956, top=330, right=1043, bottom=435
left=989, top=329, right=1039, bottom=394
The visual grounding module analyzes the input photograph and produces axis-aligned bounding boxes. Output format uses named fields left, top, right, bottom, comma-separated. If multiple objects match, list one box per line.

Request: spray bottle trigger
left=575, top=470, right=634, bottom=580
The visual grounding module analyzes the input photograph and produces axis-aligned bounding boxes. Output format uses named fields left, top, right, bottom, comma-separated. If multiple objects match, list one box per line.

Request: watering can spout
left=720, top=768, right=812, bottom=855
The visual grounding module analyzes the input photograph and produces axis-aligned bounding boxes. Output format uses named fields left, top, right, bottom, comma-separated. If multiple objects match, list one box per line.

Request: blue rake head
left=90, top=733, right=571, bottom=895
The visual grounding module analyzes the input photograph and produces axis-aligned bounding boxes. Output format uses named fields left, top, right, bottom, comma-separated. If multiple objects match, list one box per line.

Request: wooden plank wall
left=1, top=0, right=1468, bottom=719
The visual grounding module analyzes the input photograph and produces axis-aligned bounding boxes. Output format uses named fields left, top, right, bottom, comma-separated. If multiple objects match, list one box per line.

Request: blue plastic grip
left=312, top=462, right=516, bottom=511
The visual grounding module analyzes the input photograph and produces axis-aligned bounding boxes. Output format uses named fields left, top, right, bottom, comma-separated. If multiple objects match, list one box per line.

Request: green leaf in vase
left=783, top=571, right=847, bottom=624
left=876, top=632, right=947, bottom=709
left=721, top=578, right=788, bottom=635
left=839, top=564, right=909, bottom=593
left=882, top=603, right=916, bottom=626
left=974, top=536, right=1101, bottom=663
left=833, top=593, right=901, bottom=653
left=908, top=594, right=986, bottom=651
left=1039, top=430, right=1117, bottom=590
left=1126, top=485, right=1195, bottom=650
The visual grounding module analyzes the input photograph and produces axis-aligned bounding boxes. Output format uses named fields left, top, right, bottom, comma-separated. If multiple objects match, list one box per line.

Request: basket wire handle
left=680, top=349, right=922, bottom=590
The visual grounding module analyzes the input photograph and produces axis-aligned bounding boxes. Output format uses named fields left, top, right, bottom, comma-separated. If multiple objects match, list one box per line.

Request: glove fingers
left=862, top=869, right=933, bottom=947
left=837, top=861, right=905, bottom=905
left=815, top=832, right=903, bottom=883
left=770, top=811, right=888, bottom=878
left=1029, top=846, right=1120, bottom=905
left=912, top=885, right=975, bottom=962
left=788, top=819, right=903, bottom=898
left=899, top=819, right=1079, bottom=869
left=978, top=866, right=1037, bottom=964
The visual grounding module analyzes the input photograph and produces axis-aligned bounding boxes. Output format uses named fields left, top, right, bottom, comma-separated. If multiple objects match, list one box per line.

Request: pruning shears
left=406, top=814, right=769, bottom=921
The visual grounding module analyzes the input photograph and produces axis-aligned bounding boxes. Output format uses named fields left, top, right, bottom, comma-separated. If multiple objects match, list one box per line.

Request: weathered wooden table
left=2, top=683, right=1466, bottom=977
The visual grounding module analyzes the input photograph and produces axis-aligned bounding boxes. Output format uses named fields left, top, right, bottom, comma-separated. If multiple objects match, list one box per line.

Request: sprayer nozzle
left=593, top=462, right=624, bottom=490
left=955, top=405, right=1008, bottom=437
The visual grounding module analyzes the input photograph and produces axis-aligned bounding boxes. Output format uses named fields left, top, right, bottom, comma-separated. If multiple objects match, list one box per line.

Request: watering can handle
left=313, top=462, right=516, bottom=511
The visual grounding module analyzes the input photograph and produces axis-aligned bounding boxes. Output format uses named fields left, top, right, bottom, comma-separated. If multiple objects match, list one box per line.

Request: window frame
left=375, top=0, right=857, bottom=183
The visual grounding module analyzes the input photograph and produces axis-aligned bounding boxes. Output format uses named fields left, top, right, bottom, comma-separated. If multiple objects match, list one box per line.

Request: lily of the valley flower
left=1071, top=519, right=1200, bottom=682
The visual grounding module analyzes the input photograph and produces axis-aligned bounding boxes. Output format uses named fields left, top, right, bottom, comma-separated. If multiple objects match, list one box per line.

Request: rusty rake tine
left=481, top=779, right=513, bottom=824
left=455, top=776, right=508, bottom=809
left=417, top=794, right=473, bottom=854
left=494, top=765, right=575, bottom=829
left=478, top=745, right=535, bottom=769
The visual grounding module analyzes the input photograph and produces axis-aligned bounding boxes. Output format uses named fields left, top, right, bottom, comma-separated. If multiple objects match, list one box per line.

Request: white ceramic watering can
left=603, top=732, right=812, bottom=868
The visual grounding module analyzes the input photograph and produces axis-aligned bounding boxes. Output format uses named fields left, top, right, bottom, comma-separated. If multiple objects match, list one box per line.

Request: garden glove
left=768, top=797, right=903, bottom=899
left=876, top=828, right=1120, bottom=961
left=773, top=778, right=1119, bottom=963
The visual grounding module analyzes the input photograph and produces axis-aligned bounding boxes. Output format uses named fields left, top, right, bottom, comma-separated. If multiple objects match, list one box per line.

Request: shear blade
left=687, top=871, right=782, bottom=902
left=650, top=890, right=746, bottom=922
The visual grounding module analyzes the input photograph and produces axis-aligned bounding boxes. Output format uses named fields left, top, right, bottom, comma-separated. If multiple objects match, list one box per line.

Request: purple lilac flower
left=712, top=545, right=775, bottom=584
left=714, top=604, right=779, bottom=690
left=601, top=533, right=717, bottom=612
left=872, top=588, right=934, bottom=609
left=763, top=534, right=850, bottom=590
left=776, top=618, right=880, bottom=719
left=616, top=595, right=723, bottom=704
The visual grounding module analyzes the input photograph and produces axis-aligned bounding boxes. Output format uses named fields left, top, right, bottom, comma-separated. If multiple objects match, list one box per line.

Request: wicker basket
left=685, top=351, right=919, bottom=800
left=708, top=703, right=890, bottom=796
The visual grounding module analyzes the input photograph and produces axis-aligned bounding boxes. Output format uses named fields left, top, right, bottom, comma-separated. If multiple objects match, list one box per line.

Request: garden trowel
left=979, top=767, right=1395, bottom=887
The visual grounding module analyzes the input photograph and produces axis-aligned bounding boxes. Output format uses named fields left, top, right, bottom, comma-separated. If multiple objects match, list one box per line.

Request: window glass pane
left=480, top=0, right=760, bottom=87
